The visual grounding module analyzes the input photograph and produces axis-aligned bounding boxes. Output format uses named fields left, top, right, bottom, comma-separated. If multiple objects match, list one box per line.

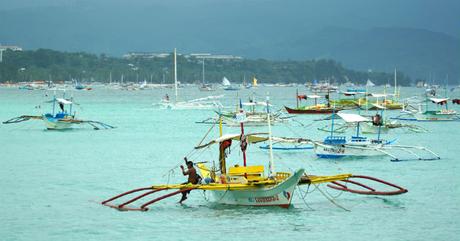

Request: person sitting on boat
left=59, top=102, right=65, bottom=112
left=164, top=94, right=170, bottom=102
left=372, top=113, right=383, bottom=126
left=179, top=157, right=201, bottom=203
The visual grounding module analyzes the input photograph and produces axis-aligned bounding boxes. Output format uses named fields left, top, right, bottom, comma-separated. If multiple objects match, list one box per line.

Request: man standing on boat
left=179, top=158, right=201, bottom=203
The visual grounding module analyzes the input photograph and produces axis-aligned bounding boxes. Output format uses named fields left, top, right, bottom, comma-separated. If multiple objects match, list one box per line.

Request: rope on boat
left=315, top=184, right=350, bottom=212
left=296, top=184, right=314, bottom=211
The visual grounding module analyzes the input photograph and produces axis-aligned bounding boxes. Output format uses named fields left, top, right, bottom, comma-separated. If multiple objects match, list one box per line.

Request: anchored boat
left=285, top=89, right=341, bottom=114
left=3, top=90, right=115, bottom=130
left=102, top=97, right=408, bottom=211
left=313, top=112, right=439, bottom=161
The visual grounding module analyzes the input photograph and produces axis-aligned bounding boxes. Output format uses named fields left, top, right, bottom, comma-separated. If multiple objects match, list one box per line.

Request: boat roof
left=369, top=93, right=388, bottom=98
left=429, top=97, right=449, bottom=103
left=341, top=91, right=365, bottom=95
left=56, top=98, right=72, bottom=104
left=195, top=133, right=269, bottom=149
left=307, top=95, right=322, bottom=99
left=337, top=112, right=369, bottom=123
left=242, top=101, right=272, bottom=106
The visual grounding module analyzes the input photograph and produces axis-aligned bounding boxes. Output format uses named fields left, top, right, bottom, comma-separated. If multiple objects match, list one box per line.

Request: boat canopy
left=242, top=101, right=272, bottom=107
left=337, top=113, right=369, bottom=123
left=368, top=93, right=388, bottom=98
left=307, top=95, right=322, bottom=99
left=56, top=98, right=72, bottom=105
left=195, top=133, right=269, bottom=149
left=429, top=98, right=449, bottom=104
left=341, top=91, right=365, bottom=96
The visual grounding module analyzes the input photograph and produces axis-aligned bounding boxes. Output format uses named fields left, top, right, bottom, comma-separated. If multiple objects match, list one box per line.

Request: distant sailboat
left=155, top=49, right=223, bottom=109
left=199, top=58, right=214, bottom=91
left=222, top=77, right=231, bottom=86
left=222, top=76, right=240, bottom=91
left=366, top=79, right=375, bottom=87
left=252, top=77, right=258, bottom=88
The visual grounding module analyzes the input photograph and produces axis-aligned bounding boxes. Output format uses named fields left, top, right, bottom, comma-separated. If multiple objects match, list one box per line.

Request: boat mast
left=52, top=90, right=56, bottom=115
left=218, top=116, right=226, bottom=175
left=69, top=91, right=73, bottom=115
left=239, top=99, right=247, bottom=167
left=174, top=48, right=178, bottom=103
left=266, top=95, right=275, bottom=176
left=202, top=58, right=205, bottom=85
left=330, top=108, right=335, bottom=138
left=394, top=68, right=397, bottom=97
left=296, top=89, right=299, bottom=109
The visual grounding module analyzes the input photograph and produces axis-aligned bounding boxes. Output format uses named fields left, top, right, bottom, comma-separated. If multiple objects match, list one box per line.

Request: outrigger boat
left=285, top=89, right=342, bottom=114
left=312, top=112, right=439, bottom=161
left=102, top=98, right=408, bottom=211
left=330, top=91, right=364, bottom=109
left=198, top=96, right=289, bottom=126
left=393, top=96, right=459, bottom=122
left=218, top=99, right=288, bottom=126
left=356, top=93, right=405, bottom=110
left=3, top=90, right=115, bottom=130
left=358, top=104, right=426, bottom=134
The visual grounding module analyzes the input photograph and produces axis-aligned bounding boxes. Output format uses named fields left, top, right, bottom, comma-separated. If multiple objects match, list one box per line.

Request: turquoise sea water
left=1, top=86, right=459, bottom=241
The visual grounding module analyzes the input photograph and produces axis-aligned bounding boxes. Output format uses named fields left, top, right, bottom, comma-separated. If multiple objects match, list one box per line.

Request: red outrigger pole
left=327, top=175, right=408, bottom=196
left=101, top=187, right=196, bottom=211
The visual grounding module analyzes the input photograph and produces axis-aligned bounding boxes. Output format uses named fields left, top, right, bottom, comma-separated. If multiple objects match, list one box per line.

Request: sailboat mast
left=296, top=89, right=299, bottom=108
left=52, top=90, right=56, bottom=115
left=238, top=99, right=247, bottom=167
left=174, top=48, right=178, bottom=102
left=394, top=68, right=397, bottom=96
left=266, top=96, right=275, bottom=176
left=202, top=58, right=205, bottom=85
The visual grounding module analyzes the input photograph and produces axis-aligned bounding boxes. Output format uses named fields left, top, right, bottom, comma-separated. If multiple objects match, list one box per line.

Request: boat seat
left=228, top=165, right=265, bottom=181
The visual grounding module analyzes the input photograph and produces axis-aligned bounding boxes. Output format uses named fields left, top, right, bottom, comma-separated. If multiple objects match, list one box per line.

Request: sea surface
left=1, top=86, right=459, bottom=241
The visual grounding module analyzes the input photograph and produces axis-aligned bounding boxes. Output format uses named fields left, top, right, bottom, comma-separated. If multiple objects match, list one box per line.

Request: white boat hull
left=210, top=169, right=304, bottom=207
left=413, top=112, right=457, bottom=121
left=314, top=142, right=386, bottom=158
left=43, top=116, right=74, bottom=130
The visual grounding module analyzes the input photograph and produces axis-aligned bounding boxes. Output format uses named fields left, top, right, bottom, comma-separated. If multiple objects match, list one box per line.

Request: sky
left=0, top=0, right=459, bottom=38
left=0, top=0, right=459, bottom=79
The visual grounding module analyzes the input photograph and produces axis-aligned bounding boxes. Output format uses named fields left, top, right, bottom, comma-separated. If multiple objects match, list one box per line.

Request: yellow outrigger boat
left=102, top=98, right=407, bottom=211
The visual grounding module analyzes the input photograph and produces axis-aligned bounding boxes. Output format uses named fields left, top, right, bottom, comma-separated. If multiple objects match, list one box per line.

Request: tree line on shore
left=0, top=48, right=412, bottom=86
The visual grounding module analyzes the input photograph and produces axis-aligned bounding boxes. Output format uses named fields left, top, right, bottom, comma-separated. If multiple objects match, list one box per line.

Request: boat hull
left=284, top=106, right=337, bottom=114
left=43, top=116, right=74, bottom=130
left=413, top=112, right=458, bottom=121
left=314, top=143, right=386, bottom=158
left=210, top=169, right=304, bottom=207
